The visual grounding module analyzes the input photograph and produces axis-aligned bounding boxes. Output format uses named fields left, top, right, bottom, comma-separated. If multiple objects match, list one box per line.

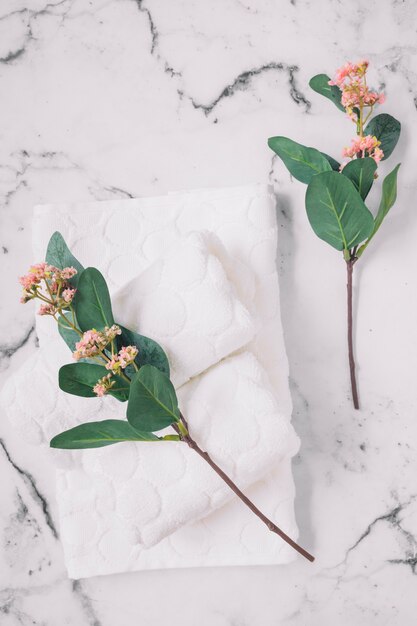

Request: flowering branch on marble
left=268, top=60, right=401, bottom=410
left=18, top=233, right=314, bottom=563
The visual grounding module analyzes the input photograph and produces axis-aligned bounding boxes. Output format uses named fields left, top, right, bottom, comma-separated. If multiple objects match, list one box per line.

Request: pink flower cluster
left=19, top=263, right=78, bottom=311
left=62, top=288, right=76, bottom=303
left=73, top=329, right=108, bottom=360
left=328, top=60, right=369, bottom=88
left=60, top=267, right=78, bottom=280
left=329, top=60, right=384, bottom=121
left=106, top=345, right=138, bottom=373
left=341, top=86, right=384, bottom=112
left=342, top=135, right=384, bottom=163
left=19, top=263, right=77, bottom=290
left=93, top=373, right=115, bottom=397
left=72, top=325, right=122, bottom=360
left=38, top=303, right=57, bottom=316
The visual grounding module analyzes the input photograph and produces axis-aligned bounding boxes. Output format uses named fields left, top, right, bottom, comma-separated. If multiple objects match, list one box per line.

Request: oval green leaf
left=118, top=325, right=170, bottom=377
left=305, top=171, right=374, bottom=251
left=59, top=363, right=130, bottom=401
left=127, top=365, right=180, bottom=432
left=357, top=163, right=401, bottom=257
left=321, top=152, right=341, bottom=171
left=341, top=157, right=377, bottom=200
left=45, top=232, right=84, bottom=288
left=50, top=419, right=160, bottom=449
left=74, top=267, right=114, bottom=331
left=364, top=113, right=401, bottom=160
left=268, top=136, right=332, bottom=184
left=373, top=163, right=401, bottom=233
left=309, top=74, right=345, bottom=112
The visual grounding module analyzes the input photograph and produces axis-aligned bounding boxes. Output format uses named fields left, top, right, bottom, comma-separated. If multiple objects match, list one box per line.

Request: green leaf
left=357, top=164, right=401, bottom=258
left=118, top=325, right=170, bottom=377
left=373, top=163, right=401, bottom=234
left=268, top=136, right=332, bottom=184
left=57, top=312, right=81, bottom=353
left=59, top=363, right=130, bottom=401
left=321, top=152, right=341, bottom=171
left=341, top=157, right=377, bottom=199
left=74, top=267, right=114, bottom=331
left=45, top=232, right=84, bottom=288
left=309, top=74, right=345, bottom=112
left=127, top=365, right=180, bottom=432
left=305, top=171, right=374, bottom=251
left=364, top=113, right=401, bottom=160
left=50, top=419, right=160, bottom=449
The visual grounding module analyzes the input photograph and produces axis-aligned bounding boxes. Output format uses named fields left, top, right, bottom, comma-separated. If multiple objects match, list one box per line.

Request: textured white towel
left=113, top=231, right=255, bottom=388
left=2, top=184, right=300, bottom=578
left=5, top=348, right=297, bottom=549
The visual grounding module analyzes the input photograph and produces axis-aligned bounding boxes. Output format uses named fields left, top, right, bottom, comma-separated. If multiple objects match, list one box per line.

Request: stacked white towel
left=113, top=231, right=256, bottom=388
left=1, top=184, right=300, bottom=578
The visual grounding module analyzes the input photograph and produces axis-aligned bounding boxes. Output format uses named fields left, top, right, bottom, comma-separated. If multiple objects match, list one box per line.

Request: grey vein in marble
left=0, top=326, right=35, bottom=364
left=0, top=439, right=58, bottom=539
left=0, top=0, right=72, bottom=65
left=185, top=63, right=311, bottom=116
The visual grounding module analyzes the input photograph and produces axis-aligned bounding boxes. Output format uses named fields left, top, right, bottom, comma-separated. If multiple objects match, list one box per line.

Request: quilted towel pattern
left=113, top=231, right=255, bottom=388
left=1, top=184, right=300, bottom=578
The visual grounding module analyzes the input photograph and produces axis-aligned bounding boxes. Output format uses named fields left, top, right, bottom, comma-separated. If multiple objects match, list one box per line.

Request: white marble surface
left=1, top=0, right=417, bottom=623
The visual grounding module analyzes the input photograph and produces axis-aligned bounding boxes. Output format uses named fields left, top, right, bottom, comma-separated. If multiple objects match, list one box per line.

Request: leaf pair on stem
left=46, top=233, right=177, bottom=448
left=268, top=63, right=401, bottom=408
left=35, top=233, right=314, bottom=562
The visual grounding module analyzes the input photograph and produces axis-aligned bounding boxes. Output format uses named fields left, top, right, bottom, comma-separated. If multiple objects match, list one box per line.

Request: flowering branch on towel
left=19, top=232, right=314, bottom=563
left=268, top=60, right=401, bottom=409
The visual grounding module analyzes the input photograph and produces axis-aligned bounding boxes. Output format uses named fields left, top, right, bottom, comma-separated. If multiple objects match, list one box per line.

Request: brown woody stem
left=347, top=258, right=359, bottom=409
left=173, top=415, right=315, bottom=562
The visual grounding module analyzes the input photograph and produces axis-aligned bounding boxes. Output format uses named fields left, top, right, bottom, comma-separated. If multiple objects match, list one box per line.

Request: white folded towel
left=2, top=184, right=300, bottom=578
left=5, top=347, right=297, bottom=549
left=114, top=231, right=255, bottom=388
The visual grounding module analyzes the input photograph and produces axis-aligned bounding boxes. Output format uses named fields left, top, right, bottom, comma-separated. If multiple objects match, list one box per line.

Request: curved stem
left=173, top=416, right=315, bottom=563
left=347, top=259, right=359, bottom=409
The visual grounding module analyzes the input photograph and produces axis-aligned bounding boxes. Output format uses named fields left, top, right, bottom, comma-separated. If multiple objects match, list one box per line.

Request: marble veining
left=1, top=0, right=417, bottom=623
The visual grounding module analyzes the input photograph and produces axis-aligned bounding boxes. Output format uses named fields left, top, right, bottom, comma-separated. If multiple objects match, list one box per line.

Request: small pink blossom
left=373, top=147, right=384, bottom=163
left=38, top=303, right=57, bottom=316
left=60, top=267, right=77, bottom=280
left=105, top=345, right=138, bottom=372
left=73, top=329, right=108, bottom=360
left=93, top=373, right=115, bottom=397
left=328, top=60, right=369, bottom=88
left=72, top=325, right=122, bottom=361
left=19, top=263, right=57, bottom=289
left=105, top=356, right=119, bottom=372
left=364, top=90, right=385, bottom=106
left=104, top=325, right=122, bottom=341
left=19, top=274, right=38, bottom=289
left=62, top=288, right=76, bottom=303
left=30, top=262, right=52, bottom=280
left=93, top=382, right=106, bottom=397
left=340, top=85, right=384, bottom=110
left=118, top=345, right=138, bottom=368
left=342, top=134, right=384, bottom=164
